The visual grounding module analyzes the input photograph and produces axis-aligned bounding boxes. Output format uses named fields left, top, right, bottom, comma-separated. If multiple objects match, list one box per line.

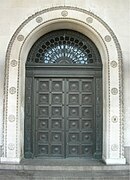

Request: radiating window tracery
left=27, top=30, right=101, bottom=65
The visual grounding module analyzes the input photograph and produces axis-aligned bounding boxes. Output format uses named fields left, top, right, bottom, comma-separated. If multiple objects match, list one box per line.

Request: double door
left=35, top=77, right=94, bottom=158
left=24, top=70, right=102, bottom=159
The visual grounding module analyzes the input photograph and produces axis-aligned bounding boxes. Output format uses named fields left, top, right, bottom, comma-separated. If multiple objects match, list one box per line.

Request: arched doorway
left=1, top=6, right=126, bottom=164
left=24, top=30, right=102, bottom=159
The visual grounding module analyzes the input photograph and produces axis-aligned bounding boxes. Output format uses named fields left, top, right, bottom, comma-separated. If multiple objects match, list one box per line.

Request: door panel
left=34, top=77, right=94, bottom=158
left=66, top=79, right=94, bottom=157
left=35, top=78, right=65, bottom=157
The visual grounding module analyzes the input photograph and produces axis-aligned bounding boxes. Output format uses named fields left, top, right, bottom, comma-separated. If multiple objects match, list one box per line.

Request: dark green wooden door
left=34, top=77, right=94, bottom=157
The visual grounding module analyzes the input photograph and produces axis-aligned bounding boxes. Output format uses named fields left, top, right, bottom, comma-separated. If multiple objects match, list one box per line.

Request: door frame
left=25, top=65, right=102, bottom=159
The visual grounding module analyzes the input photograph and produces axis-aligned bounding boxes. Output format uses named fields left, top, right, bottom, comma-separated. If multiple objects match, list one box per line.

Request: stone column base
left=0, top=157, right=21, bottom=164
left=103, top=156, right=126, bottom=165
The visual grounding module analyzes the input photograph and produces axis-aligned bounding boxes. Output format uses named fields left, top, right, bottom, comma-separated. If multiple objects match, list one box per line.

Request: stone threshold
left=0, top=158, right=129, bottom=171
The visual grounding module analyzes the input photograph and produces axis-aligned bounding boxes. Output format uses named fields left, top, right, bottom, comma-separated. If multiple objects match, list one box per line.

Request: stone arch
left=1, top=6, right=125, bottom=164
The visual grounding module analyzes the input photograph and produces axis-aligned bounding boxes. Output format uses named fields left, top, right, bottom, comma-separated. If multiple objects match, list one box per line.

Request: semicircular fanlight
left=44, top=44, right=90, bottom=64
left=27, top=30, right=101, bottom=65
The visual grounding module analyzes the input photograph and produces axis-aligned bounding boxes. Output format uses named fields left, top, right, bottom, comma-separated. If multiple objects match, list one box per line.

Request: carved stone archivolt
left=86, top=17, right=93, bottom=24
left=111, top=61, right=117, bottom=68
left=111, top=88, right=118, bottom=95
left=8, top=115, right=15, bottom=122
left=36, top=16, right=43, bottom=23
left=2, top=6, right=125, bottom=164
left=9, top=87, right=16, bottom=94
left=111, top=116, right=118, bottom=123
left=10, top=60, right=17, bottom=67
left=17, top=35, right=24, bottom=41
left=104, top=35, right=111, bottom=42
left=8, top=143, right=15, bottom=150
left=61, top=10, right=68, bottom=17
left=111, top=144, right=118, bottom=151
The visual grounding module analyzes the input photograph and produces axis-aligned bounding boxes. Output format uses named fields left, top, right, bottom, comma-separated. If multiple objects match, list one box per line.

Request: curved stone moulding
left=1, top=6, right=125, bottom=164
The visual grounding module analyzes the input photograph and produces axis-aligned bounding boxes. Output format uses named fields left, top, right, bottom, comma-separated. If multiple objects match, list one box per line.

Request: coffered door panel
left=35, top=78, right=65, bottom=157
left=66, top=78, right=94, bottom=157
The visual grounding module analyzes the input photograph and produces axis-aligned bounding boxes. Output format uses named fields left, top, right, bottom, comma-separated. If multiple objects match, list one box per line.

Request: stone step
left=0, top=159, right=129, bottom=180
left=0, top=169, right=129, bottom=180
left=0, top=159, right=129, bottom=170
left=0, top=164, right=129, bottom=171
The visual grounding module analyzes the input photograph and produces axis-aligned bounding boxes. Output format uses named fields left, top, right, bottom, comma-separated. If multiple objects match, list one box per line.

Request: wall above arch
left=1, top=6, right=126, bottom=164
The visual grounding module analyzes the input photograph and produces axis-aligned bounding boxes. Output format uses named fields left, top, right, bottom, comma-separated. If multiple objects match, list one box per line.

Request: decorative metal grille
left=27, top=30, right=101, bottom=65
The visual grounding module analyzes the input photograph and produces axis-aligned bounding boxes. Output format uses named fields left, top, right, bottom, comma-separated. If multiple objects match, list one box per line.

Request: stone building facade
left=0, top=0, right=129, bottom=164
